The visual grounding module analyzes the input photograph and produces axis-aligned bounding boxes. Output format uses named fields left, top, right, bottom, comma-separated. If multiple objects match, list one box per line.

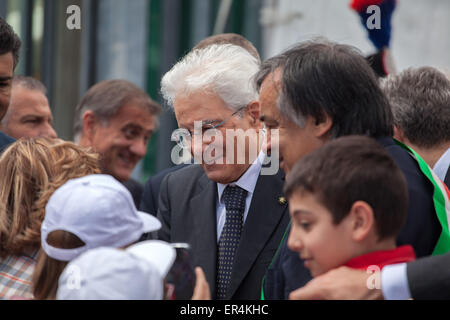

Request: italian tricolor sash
left=395, top=140, right=450, bottom=255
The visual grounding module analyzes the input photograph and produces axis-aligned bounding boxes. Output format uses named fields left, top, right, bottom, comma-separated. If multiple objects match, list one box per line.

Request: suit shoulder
left=144, top=164, right=190, bottom=188
left=0, top=131, right=15, bottom=153
left=382, top=141, right=432, bottom=191
left=165, top=164, right=204, bottom=181
left=160, top=164, right=206, bottom=194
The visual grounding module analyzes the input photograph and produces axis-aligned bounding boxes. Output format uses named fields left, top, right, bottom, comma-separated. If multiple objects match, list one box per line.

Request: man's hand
left=289, top=266, right=384, bottom=300
left=191, top=267, right=211, bottom=300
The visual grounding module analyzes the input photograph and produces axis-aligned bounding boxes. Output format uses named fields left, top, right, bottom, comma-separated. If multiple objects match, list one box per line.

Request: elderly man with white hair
left=156, top=44, right=290, bottom=300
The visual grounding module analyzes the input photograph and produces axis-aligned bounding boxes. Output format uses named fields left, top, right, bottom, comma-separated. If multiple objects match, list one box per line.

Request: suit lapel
left=227, top=170, right=288, bottom=298
left=444, top=168, right=450, bottom=189
left=189, top=173, right=218, bottom=297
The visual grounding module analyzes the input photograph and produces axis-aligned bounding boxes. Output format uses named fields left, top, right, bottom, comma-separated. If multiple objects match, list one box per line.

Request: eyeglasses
left=208, top=106, right=247, bottom=131
left=173, top=106, right=247, bottom=148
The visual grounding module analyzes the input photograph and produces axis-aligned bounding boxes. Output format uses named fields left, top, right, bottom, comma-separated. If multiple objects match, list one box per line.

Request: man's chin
left=202, top=164, right=229, bottom=184
left=103, top=168, right=132, bottom=182
left=201, top=162, right=249, bottom=184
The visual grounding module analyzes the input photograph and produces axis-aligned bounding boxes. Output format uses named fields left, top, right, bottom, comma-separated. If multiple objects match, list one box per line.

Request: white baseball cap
left=41, top=174, right=162, bottom=262
left=127, top=240, right=176, bottom=277
left=56, top=241, right=176, bottom=300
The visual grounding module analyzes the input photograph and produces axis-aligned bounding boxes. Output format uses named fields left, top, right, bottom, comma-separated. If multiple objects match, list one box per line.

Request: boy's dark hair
left=0, top=17, right=22, bottom=69
left=284, top=136, right=408, bottom=241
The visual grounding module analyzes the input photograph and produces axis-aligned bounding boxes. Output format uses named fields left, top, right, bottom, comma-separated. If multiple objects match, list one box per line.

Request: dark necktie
left=216, top=185, right=248, bottom=300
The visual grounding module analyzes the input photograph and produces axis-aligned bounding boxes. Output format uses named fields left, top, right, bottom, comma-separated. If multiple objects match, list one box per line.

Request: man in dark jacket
left=0, top=17, right=21, bottom=152
left=256, top=39, right=441, bottom=299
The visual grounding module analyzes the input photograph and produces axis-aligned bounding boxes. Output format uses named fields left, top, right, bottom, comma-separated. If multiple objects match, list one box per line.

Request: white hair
left=161, top=44, right=260, bottom=111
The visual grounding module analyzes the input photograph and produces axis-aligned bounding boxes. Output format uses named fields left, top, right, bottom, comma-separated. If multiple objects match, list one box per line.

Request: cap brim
left=127, top=240, right=176, bottom=277
left=137, top=211, right=162, bottom=233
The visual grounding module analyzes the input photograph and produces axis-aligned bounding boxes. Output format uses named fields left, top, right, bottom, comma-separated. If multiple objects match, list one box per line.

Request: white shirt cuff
left=381, top=263, right=412, bottom=300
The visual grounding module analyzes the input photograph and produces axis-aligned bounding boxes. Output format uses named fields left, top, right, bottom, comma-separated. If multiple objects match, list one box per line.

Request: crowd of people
left=0, top=10, right=449, bottom=301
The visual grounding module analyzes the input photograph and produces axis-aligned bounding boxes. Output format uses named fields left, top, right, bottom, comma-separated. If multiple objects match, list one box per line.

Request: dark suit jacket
left=0, top=131, right=15, bottom=153
left=140, top=165, right=189, bottom=215
left=122, top=178, right=143, bottom=208
left=407, top=252, right=450, bottom=300
left=157, top=164, right=290, bottom=300
left=263, top=137, right=441, bottom=299
left=444, top=168, right=450, bottom=189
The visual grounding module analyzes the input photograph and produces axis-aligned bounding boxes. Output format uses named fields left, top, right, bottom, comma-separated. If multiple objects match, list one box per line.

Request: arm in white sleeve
left=381, top=263, right=412, bottom=300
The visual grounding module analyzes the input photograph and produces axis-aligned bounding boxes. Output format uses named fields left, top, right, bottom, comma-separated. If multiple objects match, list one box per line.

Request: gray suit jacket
left=157, top=165, right=290, bottom=299
left=407, top=252, right=450, bottom=300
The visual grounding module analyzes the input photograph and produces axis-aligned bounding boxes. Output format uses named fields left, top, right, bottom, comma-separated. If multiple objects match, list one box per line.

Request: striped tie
left=216, top=185, right=247, bottom=299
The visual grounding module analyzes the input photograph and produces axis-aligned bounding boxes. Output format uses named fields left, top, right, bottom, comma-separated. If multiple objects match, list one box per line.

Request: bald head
left=193, top=33, right=261, bottom=63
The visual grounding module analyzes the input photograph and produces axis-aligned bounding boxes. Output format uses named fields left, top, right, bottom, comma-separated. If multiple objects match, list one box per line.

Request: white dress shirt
left=216, top=152, right=265, bottom=242
left=433, top=148, right=450, bottom=182
left=381, top=263, right=412, bottom=300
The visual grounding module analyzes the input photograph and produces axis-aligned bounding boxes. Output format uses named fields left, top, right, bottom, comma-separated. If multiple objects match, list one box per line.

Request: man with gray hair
left=140, top=33, right=261, bottom=217
left=157, top=44, right=290, bottom=299
left=74, top=79, right=161, bottom=206
left=381, top=67, right=450, bottom=187
left=0, top=76, right=57, bottom=139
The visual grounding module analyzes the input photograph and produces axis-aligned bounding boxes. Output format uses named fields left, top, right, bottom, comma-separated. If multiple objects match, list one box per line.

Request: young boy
left=284, top=136, right=416, bottom=278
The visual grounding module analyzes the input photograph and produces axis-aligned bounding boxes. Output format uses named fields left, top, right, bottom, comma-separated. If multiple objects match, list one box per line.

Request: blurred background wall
left=262, top=0, right=450, bottom=72
left=1, top=0, right=448, bottom=182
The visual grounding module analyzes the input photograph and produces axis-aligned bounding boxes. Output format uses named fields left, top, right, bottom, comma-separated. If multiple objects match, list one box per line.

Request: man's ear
left=246, top=100, right=261, bottom=127
left=82, top=111, right=98, bottom=142
left=393, top=125, right=406, bottom=143
left=312, top=113, right=332, bottom=139
left=349, top=201, right=375, bottom=242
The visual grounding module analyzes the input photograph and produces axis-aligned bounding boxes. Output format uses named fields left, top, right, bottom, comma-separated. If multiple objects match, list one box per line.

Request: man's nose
left=41, top=123, right=57, bottom=139
left=262, top=130, right=272, bottom=156
left=287, top=228, right=303, bottom=253
left=129, top=139, right=147, bottom=158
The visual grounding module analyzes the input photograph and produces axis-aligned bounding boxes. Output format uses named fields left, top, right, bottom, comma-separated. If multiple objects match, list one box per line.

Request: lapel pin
left=278, top=197, right=287, bottom=205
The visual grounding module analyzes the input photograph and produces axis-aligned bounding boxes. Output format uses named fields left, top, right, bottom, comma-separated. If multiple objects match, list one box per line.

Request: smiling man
left=0, top=17, right=21, bottom=152
left=74, top=79, right=161, bottom=206
left=0, top=76, right=57, bottom=139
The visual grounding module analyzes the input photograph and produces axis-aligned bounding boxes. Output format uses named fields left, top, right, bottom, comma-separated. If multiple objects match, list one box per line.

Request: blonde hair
left=0, top=138, right=100, bottom=258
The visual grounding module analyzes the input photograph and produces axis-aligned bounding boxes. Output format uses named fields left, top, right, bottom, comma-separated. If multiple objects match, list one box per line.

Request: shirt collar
left=217, top=151, right=265, bottom=203
left=343, top=245, right=416, bottom=270
left=433, top=148, right=450, bottom=182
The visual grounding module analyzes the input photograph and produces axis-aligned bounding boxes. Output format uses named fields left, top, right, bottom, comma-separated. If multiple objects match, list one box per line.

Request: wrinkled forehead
left=173, top=90, right=233, bottom=127
left=105, top=103, right=156, bottom=130
left=259, top=71, right=284, bottom=115
left=9, top=89, right=51, bottom=114
left=11, top=86, right=49, bottom=103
